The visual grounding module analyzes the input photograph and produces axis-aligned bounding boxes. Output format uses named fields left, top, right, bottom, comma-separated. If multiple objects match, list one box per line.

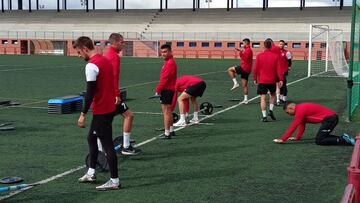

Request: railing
left=0, top=31, right=351, bottom=41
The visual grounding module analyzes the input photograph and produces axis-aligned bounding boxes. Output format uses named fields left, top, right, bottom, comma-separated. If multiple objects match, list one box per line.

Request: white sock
left=111, top=178, right=119, bottom=184
left=179, top=114, right=186, bottom=122
left=232, top=78, right=238, bottom=85
left=170, top=126, right=174, bottom=132
left=279, top=95, right=283, bottom=100
left=283, top=96, right=287, bottom=101
left=193, top=111, right=199, bottom=120
left=262, top=110, right=267, bottom=117
left=123, top=132, right=131, bottom=148
left=97, top=138, right=103, bottom=152
left=269, top=104, right=274, bottom=111
left=244, top=95, right=248, bottom=101
left=165, top=129, right=170, bottom=135
left=87, top=168, right=95, bottom=176
left=276, top=94, right=280, bottom=102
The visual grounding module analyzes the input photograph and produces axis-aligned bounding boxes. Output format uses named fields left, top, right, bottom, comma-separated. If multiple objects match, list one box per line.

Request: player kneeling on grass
left=273, top=101, right=355, bottom=146
left=227, top=38, right=253, bottom=104
left=172, top=75, right=207, bottom=127
left=74, top=36, right=120, bottom=190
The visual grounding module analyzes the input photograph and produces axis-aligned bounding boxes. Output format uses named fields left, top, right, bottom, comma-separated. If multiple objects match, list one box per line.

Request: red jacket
left=239, top=45, right=253, bottom=74
left=280, top=49, right=291, bottom=74
left=281, top=103, right=337, bottom=141
left=156, top=56, right=177, bottom=93
left=271, top=45, right=281, bottom=55
left=88, top=54, right=116, bottom=115
left=171, top=75, right=204, bottom=112
left=253, top=49, right=283, bottom=84
left=105, top=46, right=121, bottom=97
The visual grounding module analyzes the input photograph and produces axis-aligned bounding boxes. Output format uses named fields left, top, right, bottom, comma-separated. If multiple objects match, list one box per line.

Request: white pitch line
left=0, top=75, right=311, bottom=200
left=0, top=165, right=85, bottom=201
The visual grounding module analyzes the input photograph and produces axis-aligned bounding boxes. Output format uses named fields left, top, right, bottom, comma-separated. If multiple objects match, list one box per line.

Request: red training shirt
left=171, top=75, right=204, bottom=112
left=281, top=103, right=337, bottom=141
left=105, top=46, right=121, bottom=97
left=87, top=54, right=116, bottom=115
left=253, top=49, right=283, bottom=84
left=156, top=56, right=177, bottom=93
left=280, top=49, right=291, bottom=74
left=239, top=45, right=253, bottom=74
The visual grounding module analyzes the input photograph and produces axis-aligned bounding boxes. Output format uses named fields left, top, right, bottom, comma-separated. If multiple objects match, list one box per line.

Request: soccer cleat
left=78, top=174, right=97, bottom=183
left=189, top=118, right=200, bottom=124
left=241, top=99, right=248, bottom=104
left=170, top=131, right=176, bottom=137
left=160, top=134, right=172, bottom=139
left=95, top=179, right=120, bottom=191
left=275, top=101, right=281, bottom=106
left=121, top=145, right=142, bottom=156
left=173, top=120, right=187, bottom=127
left=230, top=83, right=240, bottom=91
left=261, top=117, right=268, bottom=122
left=268, top=110, right=276, bottom=120
left=341, top=133, right=355, bottom=146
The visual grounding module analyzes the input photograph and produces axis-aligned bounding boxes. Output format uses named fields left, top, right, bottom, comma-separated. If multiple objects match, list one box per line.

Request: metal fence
left=0, top=30, right=351, bottom=41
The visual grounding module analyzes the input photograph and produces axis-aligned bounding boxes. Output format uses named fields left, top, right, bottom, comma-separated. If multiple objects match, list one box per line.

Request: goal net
left=307, top=24, right=349, bottom=77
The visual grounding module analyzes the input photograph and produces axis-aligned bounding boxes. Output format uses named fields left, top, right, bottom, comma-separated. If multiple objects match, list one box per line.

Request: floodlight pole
left=116, top=0, right=119, bottom=12
left=262, top=0, right=266, bottom=11
left=93, top=0, right=95, bottom=10
left=57, top=0, right=60, bottom=12
left=17, top=0, right=22, bottom=10
left=28, top=0, right=31, bottom=12
left=227, top=0, right=229, bottom=11
left=1, top=0, right=4, bottom=13
left=122, top=0, right=124, bottom=9
left=340, top=0, right=343, bottom=10
left=36, top=0, right=39, bottom=10
left=231, top=0, right=233, bottom=9
left=197, top=0, right=200, bottom=9
left=165, top=0, right=167, bottom=9
left=9, top=0, right=11, bottom=10
left=160, top=0, right=163, bottom=12
left=86, top=0, right=89, bottom=12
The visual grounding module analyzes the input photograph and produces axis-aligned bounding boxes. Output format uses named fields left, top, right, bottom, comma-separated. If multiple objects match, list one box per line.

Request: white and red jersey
left=253, top=49, right=283, bottom=84
left=156, top=56, right=177, bottom=93
left=280, top=49, right=292, bottom=74
left=105, top=46, right=121, bottom=97
left=86, top=54, right=116, bottom=115
left=239, top=45, right=253, bottom=74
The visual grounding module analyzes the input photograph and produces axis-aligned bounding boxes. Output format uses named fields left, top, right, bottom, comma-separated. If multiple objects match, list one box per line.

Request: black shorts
left=257, top=83, right=276, bottom=95
left=89, top=113, right=114, bottom=138
left=160, top=90, right=174, bottom=105
left=185, top=81, right=206, bottom=97
left=113, top=102, right=129, bottom=115
left=234, top=66, right=250, bottom=81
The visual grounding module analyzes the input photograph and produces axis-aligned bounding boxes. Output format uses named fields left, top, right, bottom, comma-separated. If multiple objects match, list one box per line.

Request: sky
left=1, top=0, right=353, bottom=10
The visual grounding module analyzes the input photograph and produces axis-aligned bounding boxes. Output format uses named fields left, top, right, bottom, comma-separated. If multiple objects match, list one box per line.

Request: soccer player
left=155, top=44, right=177, bottom=139
left=74, top=36, right=120, bottom=190
left=276, top=40, right=292, bottom=105
left=227, top=38, right=253, bottom=104
left=105, top=33, right=140, bottom=156
left=172, top=75, right=207, bottom=127
left=253, top=38, right=283, bottom=122
left=273, top=102, right=355, bottom=146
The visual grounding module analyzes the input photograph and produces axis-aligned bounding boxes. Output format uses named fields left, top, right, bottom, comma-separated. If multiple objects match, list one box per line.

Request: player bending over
left=172, top=75, right=207, bottom=127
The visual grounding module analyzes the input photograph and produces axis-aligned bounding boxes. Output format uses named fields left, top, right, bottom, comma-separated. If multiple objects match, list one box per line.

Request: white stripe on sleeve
left=85, top=63, right=99, bottom=82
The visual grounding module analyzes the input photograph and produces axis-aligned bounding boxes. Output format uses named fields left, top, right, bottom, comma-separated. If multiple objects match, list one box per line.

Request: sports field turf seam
left=0, top=74, right=311, bottom=201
